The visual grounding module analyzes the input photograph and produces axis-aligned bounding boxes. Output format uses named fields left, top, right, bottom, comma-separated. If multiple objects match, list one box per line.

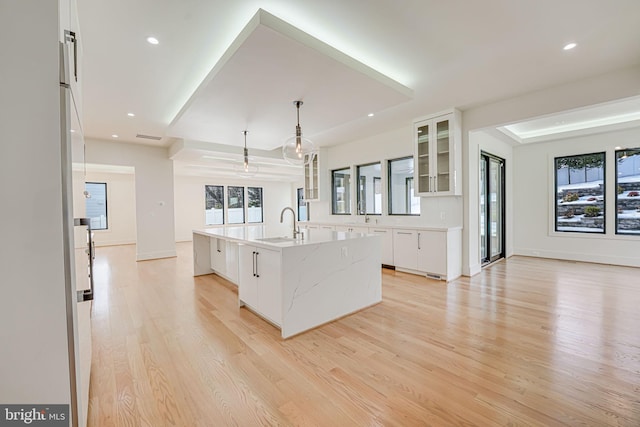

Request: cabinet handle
left=373, top=230, right=386, bottom=233
left=397, top=232, right=412, bottom=235
left=418, top=232, right=421, bottom=250
left=252, top=251, right=256, bottom=277
left=255, top=251, right=260, bottom=278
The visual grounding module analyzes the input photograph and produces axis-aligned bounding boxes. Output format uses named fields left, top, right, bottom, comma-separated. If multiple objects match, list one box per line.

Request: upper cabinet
left=303, top=147, right=326, bottom=202
left=414, top=109, right=462, bottom=196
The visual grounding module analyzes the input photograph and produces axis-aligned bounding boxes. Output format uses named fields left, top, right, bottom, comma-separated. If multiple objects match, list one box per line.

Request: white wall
left=305, top=127, right=463, bottom=228
left=513, top=127, right=640, bottom=267
left=85, top=171, right=137, bottom=246
left=462, top=65, right=640, bottom=275
left=85, top=138, right=176, bottom=260
left=174, top=175, right=295, bottom=241
left=0, top=0, right=72, bottom=406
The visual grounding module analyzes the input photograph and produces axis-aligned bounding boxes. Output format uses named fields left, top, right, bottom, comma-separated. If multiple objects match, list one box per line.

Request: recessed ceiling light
left=127, top=112, right=135, bottom=117
left=563, top=42, right=577, bottom=51
left=146, top=36, right=159, bottom=45
left=70, top=129, right=76, bottom=133
left=111, top=134, right=119, bottom=138
left=368, top=113, right=374, bottom=117
left=615, top=146, right=622, bottom=150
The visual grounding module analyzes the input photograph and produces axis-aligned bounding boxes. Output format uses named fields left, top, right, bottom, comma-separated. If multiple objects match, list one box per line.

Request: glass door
left=480, top=152, right=505, bottom=265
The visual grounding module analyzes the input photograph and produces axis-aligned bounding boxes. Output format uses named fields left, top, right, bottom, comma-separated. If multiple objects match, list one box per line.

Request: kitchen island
left=193, top=226, right=382, bottom=338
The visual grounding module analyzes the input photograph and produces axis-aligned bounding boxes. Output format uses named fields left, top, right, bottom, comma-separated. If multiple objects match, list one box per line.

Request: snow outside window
left=554, top=152, right=605, bottom=234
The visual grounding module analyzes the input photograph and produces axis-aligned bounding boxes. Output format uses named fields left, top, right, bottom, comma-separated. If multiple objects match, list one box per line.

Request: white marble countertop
left=193, top=225, right=373, bottom=250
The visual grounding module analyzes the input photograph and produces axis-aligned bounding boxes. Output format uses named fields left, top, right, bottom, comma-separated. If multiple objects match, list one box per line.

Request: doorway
left=480, top=152, right=505, bottom=265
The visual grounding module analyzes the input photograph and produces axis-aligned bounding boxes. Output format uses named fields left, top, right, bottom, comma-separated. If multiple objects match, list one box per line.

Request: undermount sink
left=256, top=236, right=297, bottom=243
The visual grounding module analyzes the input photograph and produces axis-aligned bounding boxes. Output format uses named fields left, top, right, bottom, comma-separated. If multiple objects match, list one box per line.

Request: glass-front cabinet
left=414, top=109, right=462, bottom=196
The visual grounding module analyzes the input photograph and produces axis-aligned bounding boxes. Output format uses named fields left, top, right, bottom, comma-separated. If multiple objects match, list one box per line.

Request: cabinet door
left=225, top=241, right=239, bottom=284
left=238, top=245, right=258, bottom=308
left=255, top=247, right=282, bottom=325
left=433, top=117, right=451, bottom=193
left=209, top=237, right=226, bottom=275
left=414, top=110, right=460, bottom=196
left=304, top=154, right=319, bottom=201
left=417, top=230, right=447, bottom=276
left=369, top=228, right=393, bottom=265
left=415, top=121, right=431, bottom=195
left=393, top=229, right=418, bottom=270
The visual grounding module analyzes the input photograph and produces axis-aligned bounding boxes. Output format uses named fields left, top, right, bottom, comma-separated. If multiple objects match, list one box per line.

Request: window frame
left=297, top=187, right=308, bottom=221
left=388, top=156, right=420, bottom=216
left=615, top=147, right=640, bottom=236
left=85, top=181, right=108, bottom=230
left=247, top=186, right=264, bottom=224
left=205, top=185, right=225, bottom=225
left=227, top=186, right=245, bottom=224
left=553, top=151, right=606, bottom=234
left=331, top=167, right=352, bottom=215
left=356, top=162, right=382, bottom=216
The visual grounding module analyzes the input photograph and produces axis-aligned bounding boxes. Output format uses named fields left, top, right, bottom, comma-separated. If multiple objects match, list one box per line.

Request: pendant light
left=283, top=100, right=316, bottom=166
left=237, top=130, right=258, bottom=177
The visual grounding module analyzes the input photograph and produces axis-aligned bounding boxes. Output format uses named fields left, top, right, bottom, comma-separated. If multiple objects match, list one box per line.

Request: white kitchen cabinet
left=393, top=228, right=461, bottom=281
left=369, top=227, right=394, bottom=266
left=239, top=245, right=282, bottom=325
left=209, top=237, right=227, bottom=276
left=414, top=109, right=461, bottom=196
left=393, top=229, right=419, bottom=270
left=303, top=147, right=326, bottom=202
left=225, top=241, right=239, bottom=284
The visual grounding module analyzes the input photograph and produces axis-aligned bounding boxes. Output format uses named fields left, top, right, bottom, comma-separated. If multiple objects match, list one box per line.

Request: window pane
left=555, top=152, right=605, bottom=233
left=332, top=167, right=351, bottom=214
left=205, top=185, right=224, bottom=225
left=356, top=163, right=382, bottom=215
left=85, top=182, right=108, bottom=230
left=388, top=157, right=420, bottom=215
left=247, top=187, right=263, bottom=223
left=615, top=147, right=640, bottom=235
left=228, top=186, right=244, bottom=224
left=297, top=188, right=308, bottom=221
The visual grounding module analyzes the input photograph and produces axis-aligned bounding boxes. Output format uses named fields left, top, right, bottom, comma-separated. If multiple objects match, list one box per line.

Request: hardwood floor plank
left=88, top=243, right=640, bottom=426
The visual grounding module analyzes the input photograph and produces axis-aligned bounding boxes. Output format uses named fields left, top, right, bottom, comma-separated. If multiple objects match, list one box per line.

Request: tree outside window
left=205, top=185, right=224, bottom=225
left=247, top=187, right=263, bottom=223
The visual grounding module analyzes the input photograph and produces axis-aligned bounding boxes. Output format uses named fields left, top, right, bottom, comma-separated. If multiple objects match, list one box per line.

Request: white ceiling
left=77, top=0, right=640, bottom=179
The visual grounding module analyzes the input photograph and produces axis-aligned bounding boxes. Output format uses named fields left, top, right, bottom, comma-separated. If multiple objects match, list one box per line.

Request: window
left=85, top=182, right=108, bottom=229
left=247, top=187, right=263, bottom=223
left=332, top=167, right=351, bottom=214
left=228, top=186, right=244, bottom=224
left=388, top=157, right=420, bottom=215
left=615, top=147, right=640, bottom=235
left=356, top=162, right=382, bottom=215
left=205, top=185, right=224, bottom=225
left=554, top=152, right=605, bottom=233
left=297, top=188, right=308, bottom=221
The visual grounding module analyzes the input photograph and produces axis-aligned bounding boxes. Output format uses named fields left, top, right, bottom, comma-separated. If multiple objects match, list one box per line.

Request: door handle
left=418, top=232, right=421, bottom=250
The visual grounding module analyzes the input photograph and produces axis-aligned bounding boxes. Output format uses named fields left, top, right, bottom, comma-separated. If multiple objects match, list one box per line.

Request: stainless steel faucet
left=280, top=207, right=303, bottom=239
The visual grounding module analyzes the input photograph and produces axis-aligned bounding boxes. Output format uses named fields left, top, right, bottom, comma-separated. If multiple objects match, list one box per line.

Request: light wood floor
left=87, top=242, right=640, bottom=426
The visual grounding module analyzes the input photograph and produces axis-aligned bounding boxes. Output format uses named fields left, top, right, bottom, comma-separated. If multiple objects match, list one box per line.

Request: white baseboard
left=514, top=247, right=640, bottom=268
left=463, top=263, right=482, bottom=277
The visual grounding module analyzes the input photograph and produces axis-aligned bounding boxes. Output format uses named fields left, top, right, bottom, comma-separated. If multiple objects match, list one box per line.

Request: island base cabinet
left=238, top=244, right=282, bottom=326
